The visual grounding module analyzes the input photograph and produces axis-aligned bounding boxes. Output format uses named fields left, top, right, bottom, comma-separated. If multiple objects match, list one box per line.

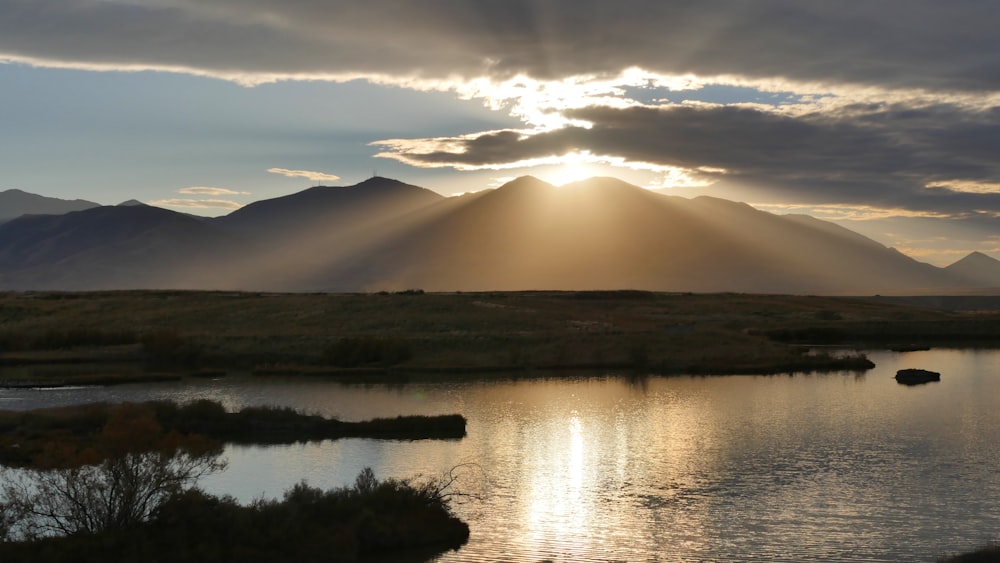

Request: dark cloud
left=5, top=0, right=999, bottom=258
left=380, top=102, right=1000, bottom=214
left=2, top=0, right=999, bottom=92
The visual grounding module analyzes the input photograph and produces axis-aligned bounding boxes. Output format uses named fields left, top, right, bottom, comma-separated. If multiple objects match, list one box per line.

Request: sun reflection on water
left=11, top=351, right=1000, bottom=562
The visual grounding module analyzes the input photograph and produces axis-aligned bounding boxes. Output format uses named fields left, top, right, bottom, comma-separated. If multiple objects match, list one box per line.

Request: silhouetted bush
left=939, top=544, right=1000, bottom=563
left=0, top=331, right=25, bottom=352
left=141, top=329, right=202, bottom=366
left=0, top=468, right=469, bottom=563
left=569, top=290, right=655, bottom=300
left=395, top=289, right=425, bottom=295
left=0, top=328, right=136, bottom=351
left=324, top=336, right=412, bottom=367
left=813, top=309, right=843, bottom=321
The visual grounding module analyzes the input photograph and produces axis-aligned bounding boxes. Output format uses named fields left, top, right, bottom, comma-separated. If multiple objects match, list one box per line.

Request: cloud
left=926, top=181, right=1000, bottom=195
left=151, top=198, right=244, bottom=210
left=375, top=100, right=1000, bottom=216
left=2, top=1, right=1000, bottom=95
left=5, top=0, right=999, bottom=236
left=178, top=186, right=250, bottom=196
left=267, top=168, right=341, bottom=182
left=752, top=204, right=960, bottom=222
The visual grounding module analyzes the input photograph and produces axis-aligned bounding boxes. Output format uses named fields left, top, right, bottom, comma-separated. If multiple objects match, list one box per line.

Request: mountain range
left=1, top=177, right=998, bottom=293
left=0, top=189, right=99, bottom=224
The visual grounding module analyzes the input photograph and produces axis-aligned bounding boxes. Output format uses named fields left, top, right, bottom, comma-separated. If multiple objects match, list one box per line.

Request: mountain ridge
left=0, top=188, right=100, bottom=224
left=0, top=177, right=994, bottom=294
left=944, top=251, right=1000, bottom=288
left=0, top=205, right=236, bottom=290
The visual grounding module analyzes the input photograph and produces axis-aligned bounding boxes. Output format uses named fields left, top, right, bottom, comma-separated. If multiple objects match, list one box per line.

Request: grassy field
left=1, top=290, right=998, bottom=381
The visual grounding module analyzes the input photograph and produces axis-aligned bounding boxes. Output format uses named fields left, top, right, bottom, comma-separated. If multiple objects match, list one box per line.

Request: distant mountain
left=207, top=176, right=445, bottom=289
left=944, top=252, right=1000, bottom=287
left=0, top=205, right=236, bottom=290
left=0, top=189, right=99, bottom=224
left=213, top=177, right=442, bottom=240
left=326, top=176, right=961, bottom=293
left=0, top=176, right=991, bottom=293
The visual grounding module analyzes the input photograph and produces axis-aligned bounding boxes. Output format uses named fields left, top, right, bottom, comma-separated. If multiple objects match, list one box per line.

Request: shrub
left=324, top=336, right=412, bottom=367
left=0, top=468, right=470, bottom=562
left=0, top=404, right=224, bottom=539
left=141, top=329, right=202, bottom=366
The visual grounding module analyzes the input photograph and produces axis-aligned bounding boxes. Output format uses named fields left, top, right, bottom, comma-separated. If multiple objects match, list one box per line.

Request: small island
left=895, top=368, right=942, bottom=385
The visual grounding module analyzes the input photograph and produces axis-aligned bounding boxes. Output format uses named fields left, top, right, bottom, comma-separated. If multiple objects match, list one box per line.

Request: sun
left=543, top=152, right=597, bottom=186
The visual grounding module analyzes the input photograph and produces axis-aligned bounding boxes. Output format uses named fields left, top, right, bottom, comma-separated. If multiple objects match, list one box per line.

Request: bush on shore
left=324, top=336, right=413, bottom=367
left=0, top=468, right=469, bottom=563
left=939, top=545, right=1000, bottom=563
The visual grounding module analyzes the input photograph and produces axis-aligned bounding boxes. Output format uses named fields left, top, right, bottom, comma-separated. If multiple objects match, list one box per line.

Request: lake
left=2, top=348, right=999, bottom=561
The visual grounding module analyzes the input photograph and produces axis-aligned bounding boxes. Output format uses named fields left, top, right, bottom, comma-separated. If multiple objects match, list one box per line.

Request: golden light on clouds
left=150, top=198, right=244, bottom=210
left=267, top=168, right=341, bottom=182
left=450, top=68, right=703, bottom=130
left=178, top=186, right=250, bottom=196
left=754, top=203, right=959, bottom=222
left=648, top=166, right=723, bottom=189
left=926, top=180, right=1000, bottom=194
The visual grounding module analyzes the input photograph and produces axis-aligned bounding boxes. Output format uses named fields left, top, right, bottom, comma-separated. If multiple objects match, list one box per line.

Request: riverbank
left=1, top=291, right=998, bottom=380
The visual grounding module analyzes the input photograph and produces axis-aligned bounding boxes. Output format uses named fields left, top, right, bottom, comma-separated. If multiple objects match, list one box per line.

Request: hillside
left=944, top=251, right=1000, bottom=287
left=319, top=176, right=965, bottom=294
left=0, top=205, right=236, bottom=290
left=0, top=177, right=989, bottom=293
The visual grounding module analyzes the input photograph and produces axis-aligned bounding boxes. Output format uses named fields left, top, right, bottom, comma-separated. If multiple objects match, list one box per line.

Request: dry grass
left=0, top=290, right=997, bottom=375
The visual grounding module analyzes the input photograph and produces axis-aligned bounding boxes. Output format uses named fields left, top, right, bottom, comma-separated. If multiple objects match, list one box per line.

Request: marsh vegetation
left=4, top=290, right=994, bottom=382
left=0, top=400, right=465, bottom=468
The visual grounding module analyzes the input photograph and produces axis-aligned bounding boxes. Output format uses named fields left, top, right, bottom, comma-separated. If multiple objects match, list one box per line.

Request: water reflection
left=2, top=350, right=1000, bottom=561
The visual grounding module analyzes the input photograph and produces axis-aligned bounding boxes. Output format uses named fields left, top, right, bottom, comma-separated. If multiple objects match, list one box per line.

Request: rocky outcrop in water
left=895, top=368, right=941, bottom=385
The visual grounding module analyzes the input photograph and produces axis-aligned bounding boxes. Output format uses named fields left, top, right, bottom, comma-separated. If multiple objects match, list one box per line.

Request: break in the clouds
left=267, top=168, right=341, bottom=182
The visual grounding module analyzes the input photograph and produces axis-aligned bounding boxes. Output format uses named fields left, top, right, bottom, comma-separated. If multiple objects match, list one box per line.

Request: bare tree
left=1, top=450, right=224, bottom=539
left=0, top=403, right=225, bottom=540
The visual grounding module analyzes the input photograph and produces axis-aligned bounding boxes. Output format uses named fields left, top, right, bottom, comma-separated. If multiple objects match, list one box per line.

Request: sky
left=2, top=1, right=999, bottom=266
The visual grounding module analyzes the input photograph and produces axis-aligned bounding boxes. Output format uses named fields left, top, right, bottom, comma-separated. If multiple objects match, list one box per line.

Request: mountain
left=0, top=176, right=990, bottom=293
left=326, top=176, right=961, bottom=293
left=0, top=189, right=99, bottom=224
left=944, top=252, right=1000, bottom=287
left=213, top=177, right=442, bottom=239
left=207, top=176, right=445, bottom=289
left=0, top=205, right=237, bottom=290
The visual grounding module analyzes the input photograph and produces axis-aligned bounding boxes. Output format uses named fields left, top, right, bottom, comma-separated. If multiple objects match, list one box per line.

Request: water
left=2, top=349, right=999, bottom=561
